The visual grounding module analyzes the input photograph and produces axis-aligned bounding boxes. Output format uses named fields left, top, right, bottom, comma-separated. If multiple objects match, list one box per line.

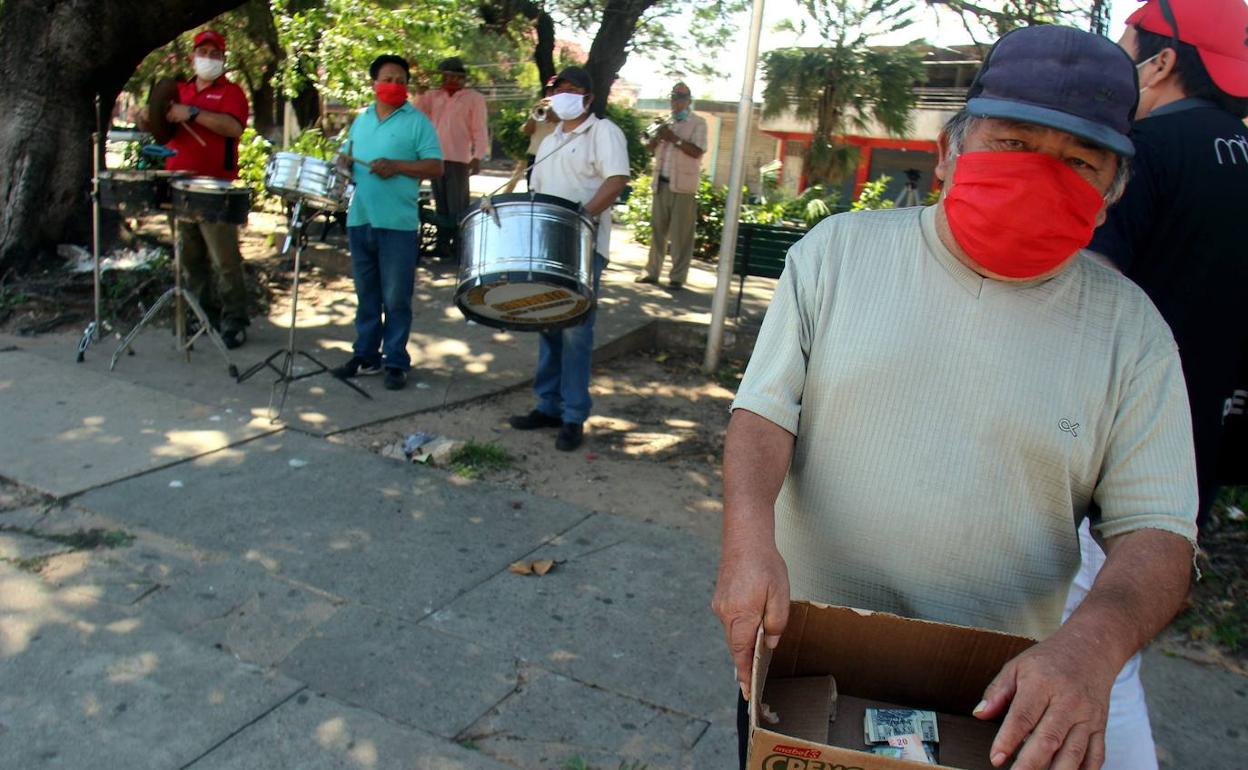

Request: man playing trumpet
left=637, top=82, right=706, bottom=290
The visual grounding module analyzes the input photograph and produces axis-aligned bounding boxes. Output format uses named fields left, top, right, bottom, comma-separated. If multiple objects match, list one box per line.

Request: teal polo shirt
left=345, top=102, right=442, bottom=231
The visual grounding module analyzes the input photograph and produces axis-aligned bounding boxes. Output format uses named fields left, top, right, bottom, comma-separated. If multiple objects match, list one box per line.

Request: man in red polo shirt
left=152, top=29, right=251, bottom=348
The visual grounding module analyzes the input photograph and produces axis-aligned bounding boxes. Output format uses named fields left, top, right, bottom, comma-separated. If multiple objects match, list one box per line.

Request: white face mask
left=550, top=92, right=587, bottom=121
left=194, top=56, right=225, bottom=81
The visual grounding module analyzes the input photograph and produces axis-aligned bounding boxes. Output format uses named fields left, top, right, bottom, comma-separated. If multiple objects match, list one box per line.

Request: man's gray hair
left=941, top=110, right=1131, bottom=204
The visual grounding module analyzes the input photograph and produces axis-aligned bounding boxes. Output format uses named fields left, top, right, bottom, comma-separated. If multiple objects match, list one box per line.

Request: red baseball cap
left=1126, top=0, right=1248, bottom=96
left=192, top=29, right=227, bottom=52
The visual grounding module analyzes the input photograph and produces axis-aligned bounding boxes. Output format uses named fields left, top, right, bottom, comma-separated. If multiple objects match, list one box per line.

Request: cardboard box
left=747, top=602, right=1036, bottom=770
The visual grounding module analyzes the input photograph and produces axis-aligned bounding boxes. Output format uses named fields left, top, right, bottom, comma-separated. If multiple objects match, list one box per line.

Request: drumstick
left=182, top=123, right=207, bottom=147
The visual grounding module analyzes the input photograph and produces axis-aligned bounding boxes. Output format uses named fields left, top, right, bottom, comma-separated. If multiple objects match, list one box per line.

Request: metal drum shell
left=455, top=193, right=596, bottom=332
left=265, top=152, right=351, bottom=211
left=97, top=170, right=190, bottom=214
left=170, top=176, right=251, bottom=225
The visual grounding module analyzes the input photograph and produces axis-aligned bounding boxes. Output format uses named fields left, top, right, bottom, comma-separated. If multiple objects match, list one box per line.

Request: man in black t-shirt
left=1091, top=0, right=1248, bottom=526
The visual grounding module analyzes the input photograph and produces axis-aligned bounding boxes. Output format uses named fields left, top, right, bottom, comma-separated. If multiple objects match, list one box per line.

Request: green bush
left=237, top=127, right=275, bottom=207
left=850, top=176, right=895, bottom=211
left=491, top=105, right=531, bottom=161
left=287, top=127, right=343, bottom=161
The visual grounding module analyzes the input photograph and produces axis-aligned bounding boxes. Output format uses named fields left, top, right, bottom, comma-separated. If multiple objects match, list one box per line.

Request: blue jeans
left=348, top=225, right=419, bottom=371
left=534, top=253, right=607, bottom=425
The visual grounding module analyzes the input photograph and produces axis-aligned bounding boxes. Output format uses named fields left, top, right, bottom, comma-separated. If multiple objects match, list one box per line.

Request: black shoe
left=634, top=275, right=658, bottom=284
left=331, top=356, right=382, bottom=379
left=555, top=422, right=584, bottom=452
left=668, top=281, right=684, bottom=291
left=509, top=409, right=562, bottom=430
left=383, top=368, right=407, bottom=390
left=221, top=328, right=247, bottom=349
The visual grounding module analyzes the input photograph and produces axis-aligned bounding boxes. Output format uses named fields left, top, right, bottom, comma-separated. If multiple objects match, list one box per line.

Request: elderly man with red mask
left=713, top=25, right=1198, bottom=770
left=417, top=57, right=490, bottom=259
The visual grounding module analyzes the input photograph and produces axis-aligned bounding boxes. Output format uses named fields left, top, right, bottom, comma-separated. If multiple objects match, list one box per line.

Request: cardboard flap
left=749, top=625, right=771, bottom=730
left=769, top=603, right=1035, bottom=714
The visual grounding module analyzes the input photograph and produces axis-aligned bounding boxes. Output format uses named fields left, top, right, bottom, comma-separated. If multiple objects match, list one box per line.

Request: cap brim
left=966, top=97, right=1135, bottom=157
left=1197, top=47, right=1248, bottom=98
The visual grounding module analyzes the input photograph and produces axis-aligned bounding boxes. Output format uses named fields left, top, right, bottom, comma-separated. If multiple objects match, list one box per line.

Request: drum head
left=148, top=78, right=180, bottom=144
left=455, top=273, right=593, bottom=331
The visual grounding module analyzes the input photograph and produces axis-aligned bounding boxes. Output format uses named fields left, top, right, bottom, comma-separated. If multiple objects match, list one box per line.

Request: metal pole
left=91, top=94, right=102, bottom=342
left=704, top=0, right=766, bottom=374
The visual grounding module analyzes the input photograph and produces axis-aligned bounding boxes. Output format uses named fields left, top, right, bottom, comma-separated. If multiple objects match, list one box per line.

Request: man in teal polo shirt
left=332, top=54, right=443, bottom=391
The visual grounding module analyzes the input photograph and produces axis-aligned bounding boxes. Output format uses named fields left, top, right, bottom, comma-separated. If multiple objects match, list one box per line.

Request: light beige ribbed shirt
left=732, top=206, right=1198, bottom=639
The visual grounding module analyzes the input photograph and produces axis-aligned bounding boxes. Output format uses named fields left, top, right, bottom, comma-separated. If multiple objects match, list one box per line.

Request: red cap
left=192, top=29, right=227, bottom=52
left=1126, top=0, right=1248, bottom=97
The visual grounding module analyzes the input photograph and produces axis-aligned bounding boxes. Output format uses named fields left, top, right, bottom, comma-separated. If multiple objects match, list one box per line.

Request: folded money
left=864, top=707, right=940, bottom=743
left=885, top=733, right=935, bottom=764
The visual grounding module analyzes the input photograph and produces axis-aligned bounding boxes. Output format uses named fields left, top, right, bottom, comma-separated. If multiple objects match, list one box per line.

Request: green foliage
left=761, top=1, right=925, bottom=183
left=851, top=176, right=896, bottom=210
left=619, top=175, right=838, bottom=262
left=603, top=103, right=650, bottom=177
left=287, top=126, right=343, bottom=160
left=237, top=127, right=276, bottom=206
left=273, top=0, right=480, bottom=108
left=449, top=441, right=513, bottom=479
left=491, top=106, right=532, bottom=162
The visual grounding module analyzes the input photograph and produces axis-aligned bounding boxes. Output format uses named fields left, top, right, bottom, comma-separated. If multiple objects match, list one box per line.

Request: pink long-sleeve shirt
left=416, top=87, right=490, bottom=164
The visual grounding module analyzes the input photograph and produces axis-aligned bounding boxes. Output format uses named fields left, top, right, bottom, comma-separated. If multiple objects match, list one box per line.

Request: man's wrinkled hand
left=710, top=543, right=790, bottom=700
left=370, top=158, right=398, bottom=178
left=973, top=635, right=1117, bottom=770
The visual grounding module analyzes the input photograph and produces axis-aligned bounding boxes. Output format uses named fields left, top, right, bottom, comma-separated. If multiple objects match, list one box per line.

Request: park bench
left=733, top=221, right=806, bottom=317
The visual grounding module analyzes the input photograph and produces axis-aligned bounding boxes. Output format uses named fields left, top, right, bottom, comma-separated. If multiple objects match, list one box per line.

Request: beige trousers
left=645, top=181, right=697, bottom=284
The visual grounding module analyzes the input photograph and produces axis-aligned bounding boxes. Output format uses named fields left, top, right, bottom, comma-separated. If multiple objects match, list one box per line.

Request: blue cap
left=965, top=25, right=1138, bottom=157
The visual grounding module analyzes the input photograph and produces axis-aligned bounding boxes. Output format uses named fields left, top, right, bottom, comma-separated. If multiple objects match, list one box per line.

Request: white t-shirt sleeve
left=731, top=222, right=829, bottom=434
left=594, top=120, right=631, bottom=180
left=1093, top=315, right=1199, bottom=544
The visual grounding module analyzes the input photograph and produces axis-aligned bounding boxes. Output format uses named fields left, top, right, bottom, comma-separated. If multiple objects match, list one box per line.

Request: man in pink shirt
left=417, top=57, right=490, bottom=258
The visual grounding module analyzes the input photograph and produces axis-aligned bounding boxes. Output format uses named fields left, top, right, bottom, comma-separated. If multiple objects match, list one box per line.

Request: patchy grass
left=449, top=441, right=513, bottom=479
left=6, top=554, right=52, bottom=573
left=0, top=525, right=135, bottom=550
left=561, top=759, right=649, bottom=770
left=455, top=739, right=480, bottom=751
left=1164, top=486, right=1248, bottom=665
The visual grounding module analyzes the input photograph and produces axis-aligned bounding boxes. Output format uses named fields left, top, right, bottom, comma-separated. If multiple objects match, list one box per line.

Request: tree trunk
left=0, top=0, right=244, bottom=276
left=533, top=10, right=556, bottom=88
left=584, top=0, right=658, bottom=116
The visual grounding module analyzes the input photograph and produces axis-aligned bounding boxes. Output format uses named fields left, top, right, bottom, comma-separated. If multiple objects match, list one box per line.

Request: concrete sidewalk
left=1, top=206, right=1244, bottom=769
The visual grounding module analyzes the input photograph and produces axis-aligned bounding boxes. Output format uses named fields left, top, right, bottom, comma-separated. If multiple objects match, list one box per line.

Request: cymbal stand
left=77, top=95, right=104, bottom=362
left=109, top=216, right=239, bottom=378
left=236, top=198, right=370, bottom=422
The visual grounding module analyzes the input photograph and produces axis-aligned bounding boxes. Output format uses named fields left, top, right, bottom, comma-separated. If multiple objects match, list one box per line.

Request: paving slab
left=0, top=562, right=303, bottom=770
left=429, top=513, right=737, bottom=721
left=1143, top=647, right=1248, bottom=769
left=462, top=665, right=708, bottom=769
left=75, top=431, right=590, bottom=619
left=139, top=557, right=343, bottom=667
left=186, top=689, right=516, bottom=770
left=282, top=604, right=519, bottom=740
left=0, top=349, right=275, bottom=497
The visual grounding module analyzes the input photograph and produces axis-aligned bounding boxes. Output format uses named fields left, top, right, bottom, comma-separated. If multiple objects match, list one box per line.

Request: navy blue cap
left=554, top=66, right=594, bottom=94
left=966, top=25, right=1138, bottom=157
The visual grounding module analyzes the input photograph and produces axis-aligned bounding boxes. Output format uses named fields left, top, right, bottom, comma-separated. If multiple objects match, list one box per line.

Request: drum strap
left=224, top=138, right=237, bottom=171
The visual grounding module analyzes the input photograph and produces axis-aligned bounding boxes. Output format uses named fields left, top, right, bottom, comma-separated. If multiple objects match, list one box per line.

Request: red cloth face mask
left=442, top=80, right=462, bottom=94
left=373, top=81, right=408, bottom=107
left=943, top=151, right=1105, bottom=279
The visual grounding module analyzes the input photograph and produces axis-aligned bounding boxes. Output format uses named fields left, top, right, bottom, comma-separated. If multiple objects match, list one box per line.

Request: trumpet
left=643, top=116, right=675, bottom=141
left=530, top=99, right=551, bottom=122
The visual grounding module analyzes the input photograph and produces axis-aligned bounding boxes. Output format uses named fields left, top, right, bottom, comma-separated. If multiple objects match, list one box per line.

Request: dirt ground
left=332, top=349, right=740, bottom=544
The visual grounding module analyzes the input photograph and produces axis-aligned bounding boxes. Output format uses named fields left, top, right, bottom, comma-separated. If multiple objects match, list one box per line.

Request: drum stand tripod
left=77, top=96, right=106, bottom=362
left=109, top=215, right=239, bottom=378
left=236, top=198, right=370, bottom=421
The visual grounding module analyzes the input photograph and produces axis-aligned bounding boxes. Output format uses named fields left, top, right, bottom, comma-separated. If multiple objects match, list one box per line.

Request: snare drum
left=97, top=169, right=190, bottom=214
left=170, top=177, right=251, bottom=225
left=264, top=152, right=351, bottom=210
left=455, top=193, right=597, bottom=331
